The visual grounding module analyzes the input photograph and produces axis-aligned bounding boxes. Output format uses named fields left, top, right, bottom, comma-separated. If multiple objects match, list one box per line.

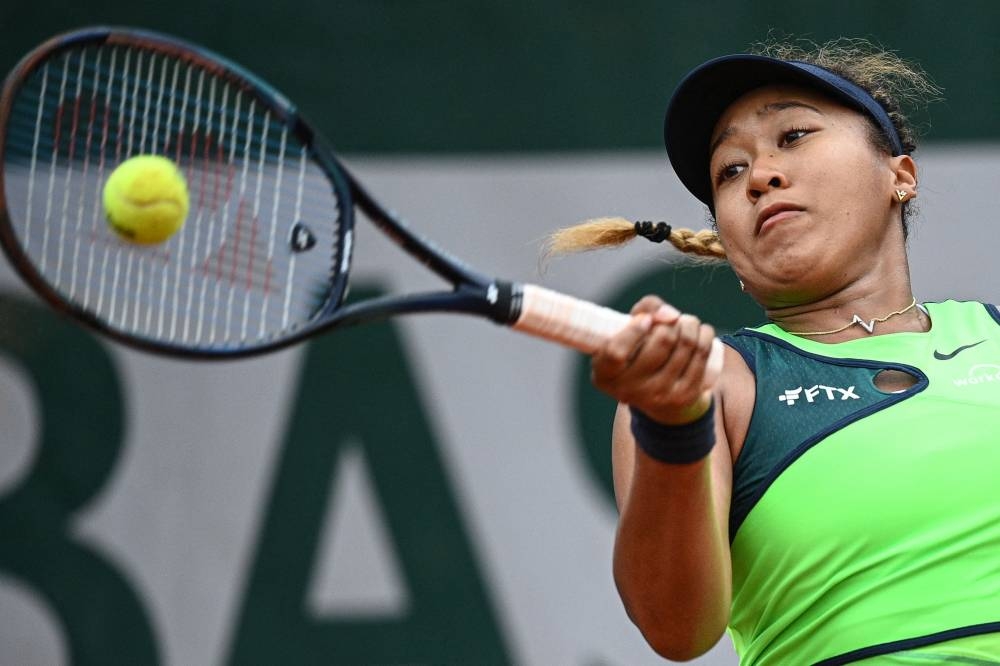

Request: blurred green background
left=1, top=0, right=991, bottom=154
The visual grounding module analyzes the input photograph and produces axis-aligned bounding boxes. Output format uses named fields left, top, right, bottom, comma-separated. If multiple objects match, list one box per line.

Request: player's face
left=708, top=85, right=905, bottom=308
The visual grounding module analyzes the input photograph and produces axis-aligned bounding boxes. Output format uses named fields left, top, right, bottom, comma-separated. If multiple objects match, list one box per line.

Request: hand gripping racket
left=0, top=26, right=723, bottom=382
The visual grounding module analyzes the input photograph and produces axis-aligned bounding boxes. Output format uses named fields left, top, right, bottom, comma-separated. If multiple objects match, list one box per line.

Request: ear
left=889, top=154, right=918, bottom=196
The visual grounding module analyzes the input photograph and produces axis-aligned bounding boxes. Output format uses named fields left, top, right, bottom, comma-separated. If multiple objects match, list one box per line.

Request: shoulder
left=923, top=299, right=1000, bottom=318
left=922, top=299, right=1000, bottom=335
left=718, top=335, right=757, bottom=463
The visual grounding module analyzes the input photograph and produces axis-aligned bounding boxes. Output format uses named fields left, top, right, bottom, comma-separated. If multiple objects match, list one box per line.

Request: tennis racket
left=0, top=26, right=723, bottom=381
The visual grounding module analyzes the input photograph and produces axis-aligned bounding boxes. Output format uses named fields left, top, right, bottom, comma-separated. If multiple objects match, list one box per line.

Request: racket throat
left=474, top=279, right=520, bottom=324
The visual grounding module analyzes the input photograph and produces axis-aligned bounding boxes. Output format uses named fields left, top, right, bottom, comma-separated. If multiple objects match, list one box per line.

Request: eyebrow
left=709, top=101, right=825, bottom=159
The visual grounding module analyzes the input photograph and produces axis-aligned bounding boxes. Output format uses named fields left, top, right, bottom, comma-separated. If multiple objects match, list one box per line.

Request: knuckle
left=597, top=338, right=622, bottom=360
left=604, top=344, right=631, bottom=364
left=655, top=320, right=680, bottom=341
left=590, top=367, right=615, bottom=392
left=645, top=325, right=670, bottom=347
left=675, top=329, right=697, bottom=350
left=630, top=295, right=664, bottom=314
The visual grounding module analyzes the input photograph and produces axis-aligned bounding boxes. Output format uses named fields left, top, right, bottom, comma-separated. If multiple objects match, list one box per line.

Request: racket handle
left=511, top=284, right=724, bottom=387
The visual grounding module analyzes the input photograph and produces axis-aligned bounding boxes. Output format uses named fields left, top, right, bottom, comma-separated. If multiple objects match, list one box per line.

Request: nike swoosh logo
left=933, top=339, right=987, bottom=360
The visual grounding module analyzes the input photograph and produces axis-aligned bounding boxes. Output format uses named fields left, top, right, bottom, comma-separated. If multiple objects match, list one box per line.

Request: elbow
left=637, top=622, right=725, bottom=662
left=617, top=583, right=729, bottom=661
left=648, top=637, right=718, bottom=662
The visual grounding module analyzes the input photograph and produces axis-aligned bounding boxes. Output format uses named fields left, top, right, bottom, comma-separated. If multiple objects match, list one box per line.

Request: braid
left=670, top=227, right=726, bottom=258
left=544, top=217, right=726, bottom=261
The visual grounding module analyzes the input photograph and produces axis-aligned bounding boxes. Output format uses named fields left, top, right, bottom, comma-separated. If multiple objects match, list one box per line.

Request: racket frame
left=0, top=26, right=522, bottom=359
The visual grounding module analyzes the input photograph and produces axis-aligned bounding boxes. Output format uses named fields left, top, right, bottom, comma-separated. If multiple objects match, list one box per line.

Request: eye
left=715, top=162, right=746, bottom=184
left=780, top=128, right=811, bottom=146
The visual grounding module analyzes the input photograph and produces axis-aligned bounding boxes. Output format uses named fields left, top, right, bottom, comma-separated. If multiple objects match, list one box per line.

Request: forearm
left=612, top=429, right=732, bottom=659
left=594, top=303, right=734, bottom=658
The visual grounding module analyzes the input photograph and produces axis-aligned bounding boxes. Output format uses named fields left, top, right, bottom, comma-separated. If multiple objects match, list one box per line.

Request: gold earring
left=895, top=189, right=908, bottom=202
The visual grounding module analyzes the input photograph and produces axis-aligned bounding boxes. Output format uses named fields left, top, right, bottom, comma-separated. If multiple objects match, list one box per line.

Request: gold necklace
left=793, top=298, right=918, bottom=336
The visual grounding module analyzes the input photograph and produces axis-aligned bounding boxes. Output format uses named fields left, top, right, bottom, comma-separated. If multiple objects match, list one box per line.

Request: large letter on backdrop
left=228, top=287, right=511, bottom=664
left=0, top=294, right=160, bottom=665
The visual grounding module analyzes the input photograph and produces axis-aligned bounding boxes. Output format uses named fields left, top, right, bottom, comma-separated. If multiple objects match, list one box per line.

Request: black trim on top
left=720, top=334, right=757, bottom=373
left=985, top=302, right=1000, bottom=326
left=812, top=622, right=1000, bottom=665
left=726, top=329, right=929, bottom=541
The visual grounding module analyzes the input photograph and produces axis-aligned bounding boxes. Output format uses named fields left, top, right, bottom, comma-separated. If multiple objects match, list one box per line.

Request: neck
left=765, top=280, right=927, bottom=343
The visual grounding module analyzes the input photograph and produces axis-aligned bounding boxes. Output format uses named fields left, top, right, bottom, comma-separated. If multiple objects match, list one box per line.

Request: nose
left=747, top=156, right=788, bottom=201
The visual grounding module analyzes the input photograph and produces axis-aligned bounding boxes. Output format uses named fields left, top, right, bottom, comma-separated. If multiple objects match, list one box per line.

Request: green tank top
left=721, top=300, right=1000, bottom=664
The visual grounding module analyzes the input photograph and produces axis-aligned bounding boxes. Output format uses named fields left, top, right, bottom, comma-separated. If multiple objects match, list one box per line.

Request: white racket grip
left=512, top=284, right=724, bottom=388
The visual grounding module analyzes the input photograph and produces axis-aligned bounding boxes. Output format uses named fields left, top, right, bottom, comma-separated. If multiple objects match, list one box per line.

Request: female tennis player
left=560, top=39, right=1000, bottom=664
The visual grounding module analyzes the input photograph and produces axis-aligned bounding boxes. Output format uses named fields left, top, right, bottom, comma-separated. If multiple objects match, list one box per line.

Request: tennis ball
left=103, top=155, right=189, bottom=244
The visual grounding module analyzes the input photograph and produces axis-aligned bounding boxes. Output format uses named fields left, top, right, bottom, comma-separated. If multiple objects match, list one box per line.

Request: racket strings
left=3, top=40, right=343, bottom=350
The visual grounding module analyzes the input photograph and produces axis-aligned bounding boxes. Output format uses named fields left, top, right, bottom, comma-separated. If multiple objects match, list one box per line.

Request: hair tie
left=634, top=220, right=672, bottom=243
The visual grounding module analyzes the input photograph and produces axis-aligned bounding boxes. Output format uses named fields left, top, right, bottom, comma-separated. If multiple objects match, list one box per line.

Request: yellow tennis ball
left=103, top=155, right=189, bottom=244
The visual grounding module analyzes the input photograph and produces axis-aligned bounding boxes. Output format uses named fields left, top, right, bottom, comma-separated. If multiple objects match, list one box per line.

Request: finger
left=696, top=324, right=719, bottom=388
left=593, top=312, right=653, bottom=378
left=650, top=301, right=681, bottom=325
left=607, top=320, right=721, bottom=421
left=667, top=321, right=717, bottom=397
left=629, top=295, right=666, bottom=316
left=607, top=302, right=683, bottom=380
left=625, top=315, right=680, bottom=379
left=704, top=336, right=724, bottom=388
left=604, top=317, right=686, bottom=404
left=652, top=313, right=699, bottom=379
left=678, top=322, right=716, bottom=386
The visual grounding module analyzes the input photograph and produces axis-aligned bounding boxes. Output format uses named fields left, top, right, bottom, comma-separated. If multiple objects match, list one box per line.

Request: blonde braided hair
left=544, top=216, right=726, bottom=261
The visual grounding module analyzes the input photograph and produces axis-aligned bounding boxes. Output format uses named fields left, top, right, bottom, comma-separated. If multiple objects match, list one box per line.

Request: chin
left=761, top=255, right=822, bottom=287
left=754, top=269, right=830, bottom=306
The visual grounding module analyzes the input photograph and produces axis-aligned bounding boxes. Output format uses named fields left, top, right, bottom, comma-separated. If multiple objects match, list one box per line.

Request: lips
left=756, top=202, right=804, bottom=235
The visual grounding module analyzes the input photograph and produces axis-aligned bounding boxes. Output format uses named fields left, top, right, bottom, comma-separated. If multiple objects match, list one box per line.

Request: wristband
left=629, top=399, right=716, bottom=464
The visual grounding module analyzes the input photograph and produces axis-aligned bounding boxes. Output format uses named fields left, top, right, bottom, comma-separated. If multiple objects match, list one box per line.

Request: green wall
left=2, top=1, right=997, bottom=153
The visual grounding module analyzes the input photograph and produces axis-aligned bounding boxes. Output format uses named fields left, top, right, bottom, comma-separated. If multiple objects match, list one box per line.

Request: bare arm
left=611, top=398, right=733, bottom=660
left=594, top=296, right=742, bottom=660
